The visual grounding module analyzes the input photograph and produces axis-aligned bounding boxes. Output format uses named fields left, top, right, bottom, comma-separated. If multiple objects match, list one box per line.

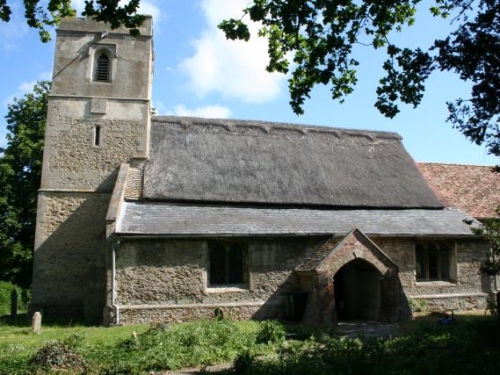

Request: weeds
left=256, top=320, right=286, bottom=345
left=1, top=316, right=499, bottom=375
left=228, top=317, right=500, bottom=375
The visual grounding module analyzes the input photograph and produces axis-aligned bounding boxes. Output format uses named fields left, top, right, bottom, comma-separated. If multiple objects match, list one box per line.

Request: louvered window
left=94, top=53, right=110, bottom=82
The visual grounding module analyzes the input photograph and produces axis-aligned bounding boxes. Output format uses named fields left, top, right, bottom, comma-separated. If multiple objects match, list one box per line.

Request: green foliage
left=0, top=317, right=499, bottom=375
left=83, top=0, right=146, bottom=37
left=220, top=0, right=500, bottom=158
left=0, top=281, right=29, bottom=316
left=255, top=319, right=286, bottom=345
left=0, top=0, right=145, bottom=42
left=408, top=297, right=428, bottom=313
left=473, top=216, right=500, bottom=276
left=229, top=318, right=500, bottom=375
left=90, top=319, right=260, bottom=373
left=0, top=81, right=49, bottom=289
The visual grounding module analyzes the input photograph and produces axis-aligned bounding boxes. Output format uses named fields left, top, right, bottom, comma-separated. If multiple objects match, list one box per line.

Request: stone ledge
left=117, top=301, right=265, bottom=310
left=409, top=292, right=488, bottom=299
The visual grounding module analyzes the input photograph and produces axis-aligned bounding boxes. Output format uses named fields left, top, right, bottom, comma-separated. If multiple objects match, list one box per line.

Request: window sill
left=415, top=280, right=457, bottom=287
left=206, top=285, right=249, bottom=293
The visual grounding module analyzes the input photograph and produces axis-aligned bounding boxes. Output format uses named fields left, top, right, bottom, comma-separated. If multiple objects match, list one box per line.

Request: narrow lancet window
left=94, top=125, right=101, bottom=146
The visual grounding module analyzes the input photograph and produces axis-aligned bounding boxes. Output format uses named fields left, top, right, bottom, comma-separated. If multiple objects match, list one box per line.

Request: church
left=32, top=16, right=493, bottom=325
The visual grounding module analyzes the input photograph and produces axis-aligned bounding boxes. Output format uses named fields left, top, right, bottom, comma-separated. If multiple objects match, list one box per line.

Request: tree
left=219, top=0, right=500, bottom=157
left=4, top=1, right=499, bottom=156
left=0, top=81, right=50, bottom=288
left=0, top=0, right=145, bottom=42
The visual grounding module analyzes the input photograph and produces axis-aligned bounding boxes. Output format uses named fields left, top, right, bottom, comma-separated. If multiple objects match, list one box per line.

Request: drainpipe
left=111, top=238, right=120, bottom=325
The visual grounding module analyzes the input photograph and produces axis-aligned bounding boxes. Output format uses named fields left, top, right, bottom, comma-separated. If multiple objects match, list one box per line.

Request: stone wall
left=113, top=236, right=327, bottom=325
left=32, top=192, right=111, bottom=323
left=113, top=235, right=493, bottom=324
left=374, top=237, right=492, bottom=311
left=53, top=17, right=153, bottom=102
left=42, top=109, right=147, bottom=191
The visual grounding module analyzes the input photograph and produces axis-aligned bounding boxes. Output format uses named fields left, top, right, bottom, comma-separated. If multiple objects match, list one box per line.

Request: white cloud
left=172, top=104, right=232, bottom=118
left=179, top=0, right=285, bottom=103
left=153, top=100, right=232, bottom=119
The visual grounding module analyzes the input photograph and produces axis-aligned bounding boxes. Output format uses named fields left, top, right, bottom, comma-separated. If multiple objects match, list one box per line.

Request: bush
left=0, top=281, right=28, bottom=316
left=256, top=320, right=286, bottom=345
left=229, top=318, right=500, bottom=375
left=408, top=297, right=427, bottom=314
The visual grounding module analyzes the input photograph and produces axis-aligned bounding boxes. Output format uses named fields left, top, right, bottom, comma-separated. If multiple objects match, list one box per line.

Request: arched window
left=94, top=52, right=111, bottom=82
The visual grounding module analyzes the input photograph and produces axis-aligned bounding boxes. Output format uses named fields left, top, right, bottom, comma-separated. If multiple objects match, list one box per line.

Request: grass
left=0, top=313, right=499, bottom=374
left=0, top=315, right=267, bottom=374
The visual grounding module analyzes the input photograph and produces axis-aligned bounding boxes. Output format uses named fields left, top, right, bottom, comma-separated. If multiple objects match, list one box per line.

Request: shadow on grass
left=0, top=313, right=88, bottom=328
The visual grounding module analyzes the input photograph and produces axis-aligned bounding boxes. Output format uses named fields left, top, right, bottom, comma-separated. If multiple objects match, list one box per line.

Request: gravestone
left=32, top=311, right=42, bottom=334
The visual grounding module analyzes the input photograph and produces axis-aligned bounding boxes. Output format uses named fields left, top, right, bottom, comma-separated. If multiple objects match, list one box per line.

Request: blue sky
left=0, top=0, right=496, bottom=165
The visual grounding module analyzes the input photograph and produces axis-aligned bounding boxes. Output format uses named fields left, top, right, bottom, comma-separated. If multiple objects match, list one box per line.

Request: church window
left=415, top=241, right=455, bottom=282
left=94, top=52, right=111, bottom=82
left=208, top=241, right=247, bottom=287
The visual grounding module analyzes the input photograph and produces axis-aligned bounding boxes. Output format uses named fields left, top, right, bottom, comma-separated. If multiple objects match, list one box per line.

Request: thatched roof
left=116, top=202, right=478, bottom=237
left=143, top=117, right=442, bottom=208
left=418, top=163, right=500, bottom=219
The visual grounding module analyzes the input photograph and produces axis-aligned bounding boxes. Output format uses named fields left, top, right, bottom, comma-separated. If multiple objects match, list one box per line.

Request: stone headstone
left=10, top=289, right=17, bottom=318
left=32, top=311, right=42, bottom=334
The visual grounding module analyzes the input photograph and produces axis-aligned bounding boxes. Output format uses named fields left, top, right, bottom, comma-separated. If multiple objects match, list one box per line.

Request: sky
left=0, top=0, right=496, bottom=165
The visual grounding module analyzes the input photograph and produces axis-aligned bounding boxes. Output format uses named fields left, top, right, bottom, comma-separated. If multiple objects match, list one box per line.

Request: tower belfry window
left=94, top=52, right=111, bottom=82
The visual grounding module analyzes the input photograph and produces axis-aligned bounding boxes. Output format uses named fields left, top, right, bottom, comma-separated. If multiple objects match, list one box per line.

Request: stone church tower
left=32, top=17, right=153, bottom=323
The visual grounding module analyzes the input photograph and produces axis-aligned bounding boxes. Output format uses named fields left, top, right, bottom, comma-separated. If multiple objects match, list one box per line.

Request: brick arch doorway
left=334, top=258, right=382, bottom=321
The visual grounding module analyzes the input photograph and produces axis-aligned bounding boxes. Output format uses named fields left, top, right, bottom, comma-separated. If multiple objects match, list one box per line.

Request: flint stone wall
left=113, top=235, right=492, bottom=324
left=374, top=238, right=491, bottom=311
left=42, top=114, right=145, bottom=191
left=114, top=237, right=327, bottom=324
left=32, top=192, right=110, bottom=323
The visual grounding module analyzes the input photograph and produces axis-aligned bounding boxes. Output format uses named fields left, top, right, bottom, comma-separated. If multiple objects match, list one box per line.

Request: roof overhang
left=115, top=202, right=480, bottom=238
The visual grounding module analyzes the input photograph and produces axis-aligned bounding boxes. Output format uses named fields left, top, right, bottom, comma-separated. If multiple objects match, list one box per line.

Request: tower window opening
left=94, top=52, right=111, bottom=82
left=94, top=126, right=101, bottom=146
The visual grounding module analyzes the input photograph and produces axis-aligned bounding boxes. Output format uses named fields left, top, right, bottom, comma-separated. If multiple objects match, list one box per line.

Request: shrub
left=256, top=320, right=286, bottom=345
left=0, top=281, right=28, bottom=316
left=408, top=297, right=427, bottom=314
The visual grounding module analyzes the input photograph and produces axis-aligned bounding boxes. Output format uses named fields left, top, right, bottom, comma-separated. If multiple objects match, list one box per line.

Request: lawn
left=0, top=313, right=499, bottom=374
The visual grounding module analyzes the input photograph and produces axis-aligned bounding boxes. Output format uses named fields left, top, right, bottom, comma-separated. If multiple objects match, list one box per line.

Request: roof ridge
left=152, top=116, right=402, bottom=141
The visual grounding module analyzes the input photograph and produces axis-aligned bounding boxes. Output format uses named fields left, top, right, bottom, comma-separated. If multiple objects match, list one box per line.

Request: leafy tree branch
left=219, top=0, right=500, bottom=158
